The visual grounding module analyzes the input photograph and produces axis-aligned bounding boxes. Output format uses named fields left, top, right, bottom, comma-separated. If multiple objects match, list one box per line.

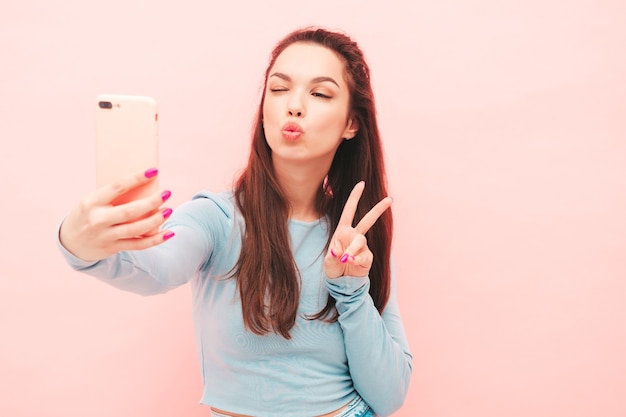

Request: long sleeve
left=325, top=264, right=412, bottom=417
left=57, top=195, right=227, bottom=295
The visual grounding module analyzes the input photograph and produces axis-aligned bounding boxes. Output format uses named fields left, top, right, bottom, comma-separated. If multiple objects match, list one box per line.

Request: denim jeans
left=333, top=396, right=375, bottom=417
left=209, top=395, right=375, bottom=417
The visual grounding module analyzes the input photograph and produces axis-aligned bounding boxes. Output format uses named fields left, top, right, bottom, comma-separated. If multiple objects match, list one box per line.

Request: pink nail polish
left=163, top=231, right=175, bottom=241
left=330, top=249, right=337, bottom=257
left=145, top=168, right=158, bottom=178
left=162, top=208, right=173, bottom=219
left=340, top=254, right=349, bottom=263
left=161, top=190, right=172, bottom=201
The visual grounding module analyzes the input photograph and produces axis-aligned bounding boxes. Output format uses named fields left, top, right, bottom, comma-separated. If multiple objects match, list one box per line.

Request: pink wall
left=1, top=1, right=625, bottom=416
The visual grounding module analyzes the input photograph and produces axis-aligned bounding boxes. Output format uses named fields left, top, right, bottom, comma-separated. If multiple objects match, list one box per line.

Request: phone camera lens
left=99, top=101, right=113, bottom=109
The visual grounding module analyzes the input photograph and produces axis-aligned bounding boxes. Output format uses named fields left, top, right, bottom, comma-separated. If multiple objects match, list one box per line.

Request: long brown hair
left=232, top=27, right=393, bottom=339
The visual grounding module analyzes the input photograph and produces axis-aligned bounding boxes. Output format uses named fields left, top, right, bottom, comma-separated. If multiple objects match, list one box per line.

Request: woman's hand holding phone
left=59, top=168, right=174, bottom=262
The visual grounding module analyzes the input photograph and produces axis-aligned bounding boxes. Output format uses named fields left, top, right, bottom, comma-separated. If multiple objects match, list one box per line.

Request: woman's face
left=262, top=42, right=358, bottom=168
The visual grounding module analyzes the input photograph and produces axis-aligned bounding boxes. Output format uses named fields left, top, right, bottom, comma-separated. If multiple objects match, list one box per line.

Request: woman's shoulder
left=190, top=190, right=236, bottom=218
left=166, top=190, right=237, bottom=230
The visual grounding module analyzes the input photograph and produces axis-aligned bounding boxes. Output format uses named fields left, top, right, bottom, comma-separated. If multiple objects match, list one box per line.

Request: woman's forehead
left=270, top=42, right=347, bottom=85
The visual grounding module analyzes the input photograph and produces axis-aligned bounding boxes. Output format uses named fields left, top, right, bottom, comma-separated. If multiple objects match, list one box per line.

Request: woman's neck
left=273, top=159, right=329, bottom=222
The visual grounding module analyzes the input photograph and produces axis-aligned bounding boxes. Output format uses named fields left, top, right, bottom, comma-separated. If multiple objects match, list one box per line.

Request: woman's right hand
left=59, top=168, right=175, bottom=262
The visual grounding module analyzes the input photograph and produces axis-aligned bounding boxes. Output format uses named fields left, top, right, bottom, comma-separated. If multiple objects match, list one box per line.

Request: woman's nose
left=287, top=92, right=305, bottom=117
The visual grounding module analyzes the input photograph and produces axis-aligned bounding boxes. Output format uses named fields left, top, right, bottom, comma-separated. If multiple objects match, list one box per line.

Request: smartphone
left=95, top=94, right=158, bottom=206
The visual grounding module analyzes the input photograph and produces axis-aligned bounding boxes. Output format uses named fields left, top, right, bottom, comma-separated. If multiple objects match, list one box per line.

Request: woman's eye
left=312, top=92, right=331, bottom=99
left=270, top=87, right=288, bottom=92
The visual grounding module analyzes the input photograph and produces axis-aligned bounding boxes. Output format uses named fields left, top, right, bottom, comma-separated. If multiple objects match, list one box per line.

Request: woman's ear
left=342, top=116, right=359, bottom=140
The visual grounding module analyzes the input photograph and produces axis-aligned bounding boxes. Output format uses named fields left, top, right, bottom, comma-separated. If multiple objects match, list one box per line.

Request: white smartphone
left=95, top=94, right=159, bottom=206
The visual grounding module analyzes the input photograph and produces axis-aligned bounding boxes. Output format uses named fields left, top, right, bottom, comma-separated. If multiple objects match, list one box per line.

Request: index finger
left=93, top=167, right=159, bottom=205
left=354, top=196, right=393, bottom=235
left=338, top=181, right=366, bottom=228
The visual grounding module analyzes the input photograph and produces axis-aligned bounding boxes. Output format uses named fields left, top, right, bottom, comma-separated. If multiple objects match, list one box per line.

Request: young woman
left=59, top=27, right=412, bottom=417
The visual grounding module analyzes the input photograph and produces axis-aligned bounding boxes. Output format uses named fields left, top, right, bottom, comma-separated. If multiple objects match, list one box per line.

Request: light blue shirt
left=59, top=191, right=412, bottom=417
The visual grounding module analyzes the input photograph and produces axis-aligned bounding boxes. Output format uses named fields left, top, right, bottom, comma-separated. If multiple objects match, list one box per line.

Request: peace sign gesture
left=325, top=181, right=393, bottom=279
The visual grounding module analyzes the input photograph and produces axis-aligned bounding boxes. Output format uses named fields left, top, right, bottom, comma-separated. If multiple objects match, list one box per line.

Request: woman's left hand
left=325, top=181, right=392, bottom=278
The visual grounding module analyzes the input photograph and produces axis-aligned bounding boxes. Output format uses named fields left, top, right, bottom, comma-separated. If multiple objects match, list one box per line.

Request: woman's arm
left=58, top=168, right=224, bottom=294
left=326, top=267, right=412, bottom=417
left=58, top=198, right=214, bottom=295
left=324, top=182, right=412, bottom=415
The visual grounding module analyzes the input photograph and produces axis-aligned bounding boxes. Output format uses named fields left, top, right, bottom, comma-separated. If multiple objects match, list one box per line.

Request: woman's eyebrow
left=269, top=72, right=340, bottom=88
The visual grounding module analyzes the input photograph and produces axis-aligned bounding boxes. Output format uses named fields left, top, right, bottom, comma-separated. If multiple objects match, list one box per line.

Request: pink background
left=1, top=1, right=625, bottom=416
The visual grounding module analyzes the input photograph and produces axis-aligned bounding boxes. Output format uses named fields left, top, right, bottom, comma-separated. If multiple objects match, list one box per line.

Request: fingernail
left=340, top=254, right=349, bottom=263
left=330, top=249, right=337, bottom=257
left=161, top=190, right=172, bottom=201
left=163, top=231, right=175, bottom=241
left=162, top=208, right=173, bottom=219
left=145, top=168, right=159, bottom=178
